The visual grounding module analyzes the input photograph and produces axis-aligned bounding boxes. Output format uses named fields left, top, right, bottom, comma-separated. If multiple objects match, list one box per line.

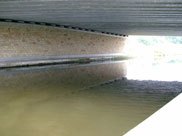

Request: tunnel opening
left=123, top=35, right=182, bottom=82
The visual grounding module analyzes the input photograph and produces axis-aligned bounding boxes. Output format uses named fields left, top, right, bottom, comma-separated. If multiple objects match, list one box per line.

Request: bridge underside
left=0, top=2, right=182, bottom=135
left=1, top=0, right=182, bottom=36
left=1, top=0, right=182, bottom=68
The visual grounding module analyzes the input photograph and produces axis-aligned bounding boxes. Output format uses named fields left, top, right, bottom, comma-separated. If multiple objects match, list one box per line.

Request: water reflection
left=0, top=61, right=181, bottom=136
left=126, top=57, right=182, bottom=81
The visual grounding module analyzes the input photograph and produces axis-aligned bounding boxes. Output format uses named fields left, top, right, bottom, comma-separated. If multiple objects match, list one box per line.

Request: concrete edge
left=0, top=54, right=131, bottom=69
left=0, top=18, right=128, bottom=38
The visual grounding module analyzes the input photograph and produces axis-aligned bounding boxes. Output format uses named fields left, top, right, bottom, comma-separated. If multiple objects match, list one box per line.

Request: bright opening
left=124, top=36, right=182, bottom=81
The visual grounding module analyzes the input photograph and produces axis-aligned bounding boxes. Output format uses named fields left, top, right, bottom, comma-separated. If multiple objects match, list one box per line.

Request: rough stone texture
left=0, top=23, right=126, bottom=58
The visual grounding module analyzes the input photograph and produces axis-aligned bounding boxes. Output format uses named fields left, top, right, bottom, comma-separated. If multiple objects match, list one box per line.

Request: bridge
left=1, top=0, right=182, bottom=36
left=0, top=1, right=182, bottom=136
left=1, top=0, right=182, bottom=66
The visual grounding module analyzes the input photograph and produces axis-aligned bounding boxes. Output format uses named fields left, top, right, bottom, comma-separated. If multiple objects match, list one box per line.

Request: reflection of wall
left=0, top=23, right=126, bottom=58
left=0, top=62, right=180, bottom=136
left=0, top=62, right=127, bottom=136
left=0, top=62, right=126, bottom=91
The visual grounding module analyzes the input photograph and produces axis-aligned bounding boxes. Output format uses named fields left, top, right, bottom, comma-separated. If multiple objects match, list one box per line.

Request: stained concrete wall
left=0, top=23, right=126, bottom=58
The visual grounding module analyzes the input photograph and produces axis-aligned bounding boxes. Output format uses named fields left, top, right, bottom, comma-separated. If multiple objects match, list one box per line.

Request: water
left=0, top=60, right=181, bottom=136
left=127, top=57, right=182, bottom=81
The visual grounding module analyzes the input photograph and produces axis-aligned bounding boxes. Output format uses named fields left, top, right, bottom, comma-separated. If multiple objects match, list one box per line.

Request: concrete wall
left=0, top=23, right=126, bottom=58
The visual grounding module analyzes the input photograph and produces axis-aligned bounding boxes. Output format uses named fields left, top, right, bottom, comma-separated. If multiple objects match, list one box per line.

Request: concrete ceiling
left=1, top=0, right=182, bottom=36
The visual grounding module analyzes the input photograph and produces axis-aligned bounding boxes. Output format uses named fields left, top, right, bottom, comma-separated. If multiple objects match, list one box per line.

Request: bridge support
left=0, top=22, right=127, bottom=68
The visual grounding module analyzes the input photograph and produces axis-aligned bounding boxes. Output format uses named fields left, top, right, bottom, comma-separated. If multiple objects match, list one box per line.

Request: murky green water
left=0, top=61, right=181, bottom=136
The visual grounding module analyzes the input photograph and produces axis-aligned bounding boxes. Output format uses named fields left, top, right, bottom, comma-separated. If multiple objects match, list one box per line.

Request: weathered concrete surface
left=1, top=0, right=182, bottom=36
left=0, top=23, right=126, bottom=58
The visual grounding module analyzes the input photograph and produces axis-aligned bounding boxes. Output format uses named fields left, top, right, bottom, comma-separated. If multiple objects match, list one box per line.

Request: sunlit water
left=0, top=60, right=181, bottom=136
left=127, top=56, right=182, bottom=81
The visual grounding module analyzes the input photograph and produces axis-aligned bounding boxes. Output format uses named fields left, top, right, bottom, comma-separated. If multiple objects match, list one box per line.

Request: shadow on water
left=0, top=61, right=181, bottom=136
